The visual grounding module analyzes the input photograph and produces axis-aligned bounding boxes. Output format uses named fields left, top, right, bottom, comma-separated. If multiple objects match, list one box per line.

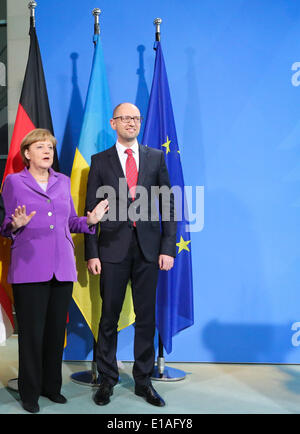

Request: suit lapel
left=20, top=167, right=45, bottom=195
left=46, top=168, right=59, bottom=192
left=108, top=145, right=131, bottom=204
left=137, top=144, right=148, bottom=187
left=20, top=167, right=58, bottom=197
left=108, top=145, right=125, bottom=183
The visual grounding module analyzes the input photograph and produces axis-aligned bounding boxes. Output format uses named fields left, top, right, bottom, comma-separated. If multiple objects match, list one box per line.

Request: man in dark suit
left=85, top=102, right=177, bottom=407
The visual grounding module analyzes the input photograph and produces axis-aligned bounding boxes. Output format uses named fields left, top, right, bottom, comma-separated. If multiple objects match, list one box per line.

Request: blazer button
left=50, top=225, right=54, bottom=229
left=48, top=211, right=52, bottom=216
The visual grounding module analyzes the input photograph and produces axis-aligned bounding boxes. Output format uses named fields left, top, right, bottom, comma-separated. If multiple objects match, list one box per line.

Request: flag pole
left=70, top=9, right=102, bottom=388
left=90, top=7, right=101, bottom=386
left=151, top=18, right=186, bottom=382
left=70, top=338, right=99, bottom=387
left=7, top=0, right=39, bottom=393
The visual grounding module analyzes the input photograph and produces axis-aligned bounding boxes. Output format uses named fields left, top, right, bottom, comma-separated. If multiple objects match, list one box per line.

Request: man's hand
left=87, top=258, right=101, bottom=275
left=158, top=254, right=174, bottom=271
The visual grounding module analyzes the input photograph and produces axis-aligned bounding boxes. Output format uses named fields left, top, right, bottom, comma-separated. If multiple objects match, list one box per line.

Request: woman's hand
left=86, top=199, right=109, bottom=225
left=11, top=205, right=36, bottom=232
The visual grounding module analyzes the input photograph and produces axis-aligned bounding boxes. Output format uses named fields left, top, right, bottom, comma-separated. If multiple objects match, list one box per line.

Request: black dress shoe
left=135, top=384, right=165, bottom=407
left=22, top=402, right=40, bottom=413
left=41, top=393, right=67, bottom=404
left=93, top=381, right=113, bottom=406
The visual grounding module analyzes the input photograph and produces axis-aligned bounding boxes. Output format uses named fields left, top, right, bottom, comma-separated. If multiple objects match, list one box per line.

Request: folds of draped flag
left=0, top=19, right=59, bottom=344
left=142, top=41, right=194, bottom=354
left=70, top=34, right=135, bottom=342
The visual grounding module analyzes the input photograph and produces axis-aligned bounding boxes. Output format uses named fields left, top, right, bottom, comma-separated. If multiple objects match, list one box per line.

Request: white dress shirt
left=116, top=140, right=139, bottom=178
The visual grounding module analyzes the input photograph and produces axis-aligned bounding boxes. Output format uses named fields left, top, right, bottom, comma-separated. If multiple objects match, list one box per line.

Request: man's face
left=110, top=103, right=141, bottom=146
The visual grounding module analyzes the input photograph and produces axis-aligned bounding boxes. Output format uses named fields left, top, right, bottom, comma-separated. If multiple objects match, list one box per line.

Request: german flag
left=2, top=16, right=59, bottom=180
left=0, top=15, right=59, bottom=343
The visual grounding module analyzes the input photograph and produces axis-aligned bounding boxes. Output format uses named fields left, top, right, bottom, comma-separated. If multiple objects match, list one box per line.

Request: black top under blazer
left=84, top=144, right=177, bottom=264
left=0, top=194, right=5, bottom=226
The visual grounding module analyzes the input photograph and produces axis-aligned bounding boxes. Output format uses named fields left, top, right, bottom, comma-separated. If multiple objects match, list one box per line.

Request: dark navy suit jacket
left=85, top=144, right=177, bottom=264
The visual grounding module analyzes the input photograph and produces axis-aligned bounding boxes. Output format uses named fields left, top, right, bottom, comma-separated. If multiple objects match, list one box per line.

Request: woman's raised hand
left=86, top=199, right=109, bottom=225
left=11, top=205, right=36, bottom=231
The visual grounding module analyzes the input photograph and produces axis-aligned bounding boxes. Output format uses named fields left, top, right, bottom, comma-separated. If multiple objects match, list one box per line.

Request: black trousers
left=12, top=276, right=73, bottom=404
left=97, top=229, right=159, bottom=387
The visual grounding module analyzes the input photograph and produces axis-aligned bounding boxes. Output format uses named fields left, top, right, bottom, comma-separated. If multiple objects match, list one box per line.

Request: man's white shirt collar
left=116, top=140, right=139, bottom=155
left=116, top=140, right=139, bottom=174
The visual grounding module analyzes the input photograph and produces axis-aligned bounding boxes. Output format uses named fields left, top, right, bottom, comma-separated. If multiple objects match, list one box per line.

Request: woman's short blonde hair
left=20, top=128, right=57, bottom=167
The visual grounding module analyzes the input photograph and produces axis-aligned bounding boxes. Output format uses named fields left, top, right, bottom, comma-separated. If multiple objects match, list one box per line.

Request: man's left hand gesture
left=158, top=254, right=174, bottom=271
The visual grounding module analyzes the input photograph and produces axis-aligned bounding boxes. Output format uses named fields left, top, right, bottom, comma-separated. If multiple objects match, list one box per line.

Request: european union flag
left=142, top=41, right=194, bottom=354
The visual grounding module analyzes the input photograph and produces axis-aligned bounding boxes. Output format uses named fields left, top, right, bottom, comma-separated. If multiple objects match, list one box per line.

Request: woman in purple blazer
left=1, top=128, right=108, bottom=413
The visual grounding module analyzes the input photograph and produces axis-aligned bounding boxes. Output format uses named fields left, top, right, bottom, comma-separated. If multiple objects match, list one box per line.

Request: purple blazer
left=1, top=167, right=95, bottom=284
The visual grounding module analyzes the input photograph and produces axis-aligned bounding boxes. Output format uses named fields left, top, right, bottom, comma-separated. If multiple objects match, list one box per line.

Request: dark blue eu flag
left=142, top=41, right=194, bottom=354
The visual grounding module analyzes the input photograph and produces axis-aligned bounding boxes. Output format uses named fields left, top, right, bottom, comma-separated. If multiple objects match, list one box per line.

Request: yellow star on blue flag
left=176, top=236, right=191, bottom=254
left=162, top=136, right=171, bottom=154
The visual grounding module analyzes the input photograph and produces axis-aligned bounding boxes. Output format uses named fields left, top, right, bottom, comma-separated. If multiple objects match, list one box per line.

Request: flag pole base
left=151, top=365, right=186, bottom=381
left=70, top=361, right=122, bottom=387
left=151, top=357, right=186, bottom=381
left=70, top=370, right=101, bottom=387
left=7, top=378, right=18, bottom=392
left=70, top=361, right=100, bottom=387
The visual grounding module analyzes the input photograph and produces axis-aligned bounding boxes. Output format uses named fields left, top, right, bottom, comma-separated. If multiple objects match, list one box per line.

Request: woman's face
left=25, top=139, right=54, bottom=171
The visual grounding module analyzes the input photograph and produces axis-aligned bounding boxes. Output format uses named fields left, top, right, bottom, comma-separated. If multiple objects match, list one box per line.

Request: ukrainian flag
left=70, top=33, right=135, bottom=341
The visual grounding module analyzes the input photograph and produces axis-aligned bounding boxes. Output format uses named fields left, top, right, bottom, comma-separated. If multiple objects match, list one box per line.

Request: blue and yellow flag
left=70, top=34, right=135, bottom=340
left=142, top=41, right=194, bottom=354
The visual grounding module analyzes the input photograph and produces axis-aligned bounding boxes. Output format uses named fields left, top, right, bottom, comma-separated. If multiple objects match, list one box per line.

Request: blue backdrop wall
left=35, top=0, right=300, bottom=363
